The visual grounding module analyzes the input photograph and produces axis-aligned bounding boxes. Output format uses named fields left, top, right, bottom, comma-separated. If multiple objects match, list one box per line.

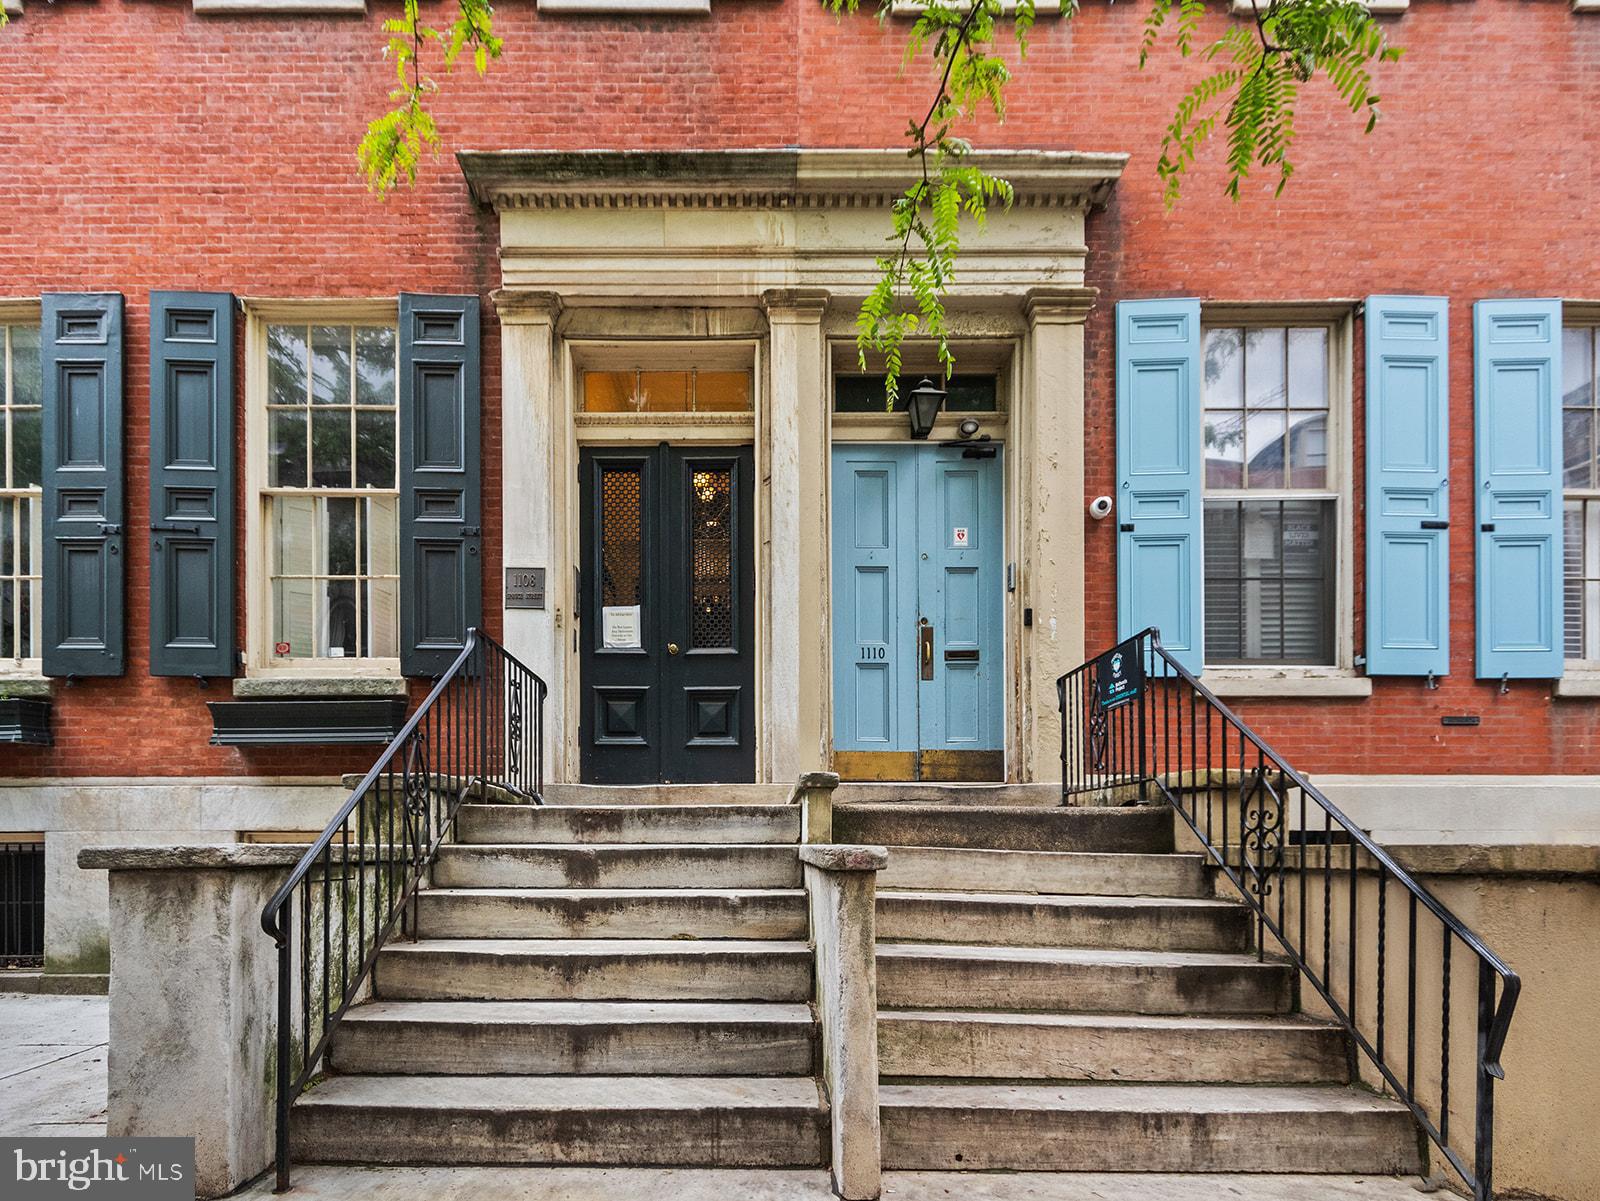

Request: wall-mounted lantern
left=907, top=377, right=947, bottom=440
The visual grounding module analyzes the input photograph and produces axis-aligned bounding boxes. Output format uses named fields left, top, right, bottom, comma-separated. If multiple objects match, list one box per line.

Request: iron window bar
left=259, top=628, right=547, bottom=1192
left=1057, top=627, right=1520, bottom=1201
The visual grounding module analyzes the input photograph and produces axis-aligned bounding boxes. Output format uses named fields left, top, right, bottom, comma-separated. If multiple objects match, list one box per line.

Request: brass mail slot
left=944, top=648, right=980, bottom=662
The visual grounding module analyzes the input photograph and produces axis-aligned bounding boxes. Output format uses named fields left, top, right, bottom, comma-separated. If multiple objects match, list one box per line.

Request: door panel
left=579, top=445, right=754, bottom=783
left=830, top=443, right=1005, bottom=779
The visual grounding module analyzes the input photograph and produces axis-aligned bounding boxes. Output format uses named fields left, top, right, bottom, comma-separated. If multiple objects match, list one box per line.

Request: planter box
left=208, top=698, right=408, bottom=746
left=0, top=698, right=52, bottom=745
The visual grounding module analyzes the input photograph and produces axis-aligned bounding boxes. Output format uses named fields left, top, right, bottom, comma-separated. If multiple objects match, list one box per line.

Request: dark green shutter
left=41, top=293, right=125, bottom=677
left=398, top=293, right=481, bottom=675
left=149, top=292, right=236, bottom=678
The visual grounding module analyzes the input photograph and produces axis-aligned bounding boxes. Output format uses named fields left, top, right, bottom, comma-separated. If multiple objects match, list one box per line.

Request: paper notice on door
left=602, top=605, right=642, bottom=650
left=952, top=527, right=969, bottom=546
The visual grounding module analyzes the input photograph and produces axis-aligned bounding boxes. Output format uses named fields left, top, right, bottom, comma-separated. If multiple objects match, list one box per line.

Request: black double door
left=579, top=444, right=756, bottom=784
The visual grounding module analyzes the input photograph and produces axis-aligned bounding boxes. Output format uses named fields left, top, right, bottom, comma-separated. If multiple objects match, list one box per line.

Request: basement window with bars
left=1564, top=326, right=1600, bottom=662
left=262, top=323, right=400, bottom=665
left=1201, top=325, right=1338, bottom=666
left=0, top=325, right=41, bottom=673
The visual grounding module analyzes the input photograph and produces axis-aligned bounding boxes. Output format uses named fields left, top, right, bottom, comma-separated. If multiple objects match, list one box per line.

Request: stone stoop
left=838, top=793, right=1427, bottom=1177
left=291, top=798, right=827, bottom=1168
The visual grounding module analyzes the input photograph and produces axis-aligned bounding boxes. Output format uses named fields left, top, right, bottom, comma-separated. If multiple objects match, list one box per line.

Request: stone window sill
left=0, top=676, right=51, bottom=700
left=1575, top=0, right=1600, bottom=12
left=1553, top=673, right=1600, bottom=700
left=1203, top=670, right=1373, bottom=700
left=1, top=0, right=21, bottom=17
left=538, top=0, right=711, bottom=12
left=193, top=0, right=364, bottom=12
left=1232, top=0, right=1407, bottom=12
left=234, top=676, right=407, bottom=699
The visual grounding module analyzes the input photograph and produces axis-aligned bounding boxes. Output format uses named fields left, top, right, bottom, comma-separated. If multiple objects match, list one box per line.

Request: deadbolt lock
left=667, top=643, right=681, bottom=655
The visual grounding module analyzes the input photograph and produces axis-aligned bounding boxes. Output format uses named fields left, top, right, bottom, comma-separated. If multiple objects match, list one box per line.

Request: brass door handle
left=918, top=621, right=934, bottom=681
left=667, top=643, right=681, bottom=655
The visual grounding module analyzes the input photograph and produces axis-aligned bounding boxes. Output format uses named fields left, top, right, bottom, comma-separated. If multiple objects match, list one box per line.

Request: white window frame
left=0, top=302, right=43, bottom=682
left=1198, top=305, right=1365, bottom=697
left=243, top=299, right=401, bottom=680
left=1563, top=319, right=1600, bottom=671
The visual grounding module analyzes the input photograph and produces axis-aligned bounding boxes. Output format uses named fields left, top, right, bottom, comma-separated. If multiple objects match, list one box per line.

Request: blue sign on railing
left=1096, top=637, right=1144, bottom=711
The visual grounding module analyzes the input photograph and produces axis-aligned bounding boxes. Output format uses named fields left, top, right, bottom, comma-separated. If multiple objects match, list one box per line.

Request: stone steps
left=877, top=846, right=1207, bottom=897
left=835, top=803, right=1173, bottom=853
left=878, top=1010, right=1347, bottom=1083
left=291, top=1074, right=829, bottom=1167
left=457, top=803, right=800, bottom=845
left=415, top=887, right=808, bottom=940
left=878, top=1082, right=1424, bottom=1173
left=876, top=942, right=1296, bottom=1015
left=877, top=890, right=1252, bottom=952
left=329, top=1000, right=816, bottom=1076
left=375, top=938, right=813, bottom=1003
left=433, top=843, right=801, bottom=890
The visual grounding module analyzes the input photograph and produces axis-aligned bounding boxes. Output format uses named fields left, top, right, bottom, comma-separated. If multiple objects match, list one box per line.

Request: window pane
left=1, top=580, right=14, bottom=661
left=1287, top=411, right=1328, bottom=489
left=1244, top=410, right=1286, bottom=489
left=311, top=409, right=351, bottom=487
left=1205, top=498, right=1335, bottom=665
left=1564, top=327, right=1593, bottom=409
left=1245, top=327, right=1286, bottom=409
left=11, top=408, right=41, bottom=489
left=638, top=371, right=691, bottom=412
left=324, top=497, right=358, bottom=578
left=366, top=578, right=400, bottom=659
left=355, top=410, right=396, bottom=488
left=1564, top=409, right=1594, bottom=490
left=322, top=579, right=358, bottom=658
left=0, top=501, right=12, bottom=577
left=1203, top=329, right=1243, bottom=409
left=272, top=577, right=314, bottom=658
left=1204, top=411, right=1244, bottom=489
left=267, top=326, right=307, bottom=406
left=1565, top=501, right=1585, bottom=659
left=695, top=372, right=752, bottom=413
left=355, top=326, right=396, bottom=407
left=689, top=468, right=734, bottom=649
left=18, top=573, right=32, bottom=660
left=9, top=326, right=40, bottom=408
left=310, top=326, right=351, bottom=406
left=600, top=466, right=644, bottom=609
left=269, top=410, right=307, bottom=488
left=583, top=371, right=635, bottom=413
left=272, top=495, right=316, bottom=576
left=1287, top=328, right=1328, bottom=409
left=366, top=495, right=399, bottom=578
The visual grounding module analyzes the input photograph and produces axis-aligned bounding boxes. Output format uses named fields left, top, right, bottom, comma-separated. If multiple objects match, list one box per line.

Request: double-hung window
left=260, top=321, right=399, bottom=667
left=0, top=324, right=41, bottom=671
left=1201, top=325, right=1339, bottom=666
left=1564, top=325, right=1600, bottom=663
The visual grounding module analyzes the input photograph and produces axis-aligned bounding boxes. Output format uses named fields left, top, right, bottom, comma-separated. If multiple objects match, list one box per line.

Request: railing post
left=793, top=771, right=841, bottom=844
left=274, top=894, right=291, bottom=1193
left=1474, top=960, right=1496, bottom=1201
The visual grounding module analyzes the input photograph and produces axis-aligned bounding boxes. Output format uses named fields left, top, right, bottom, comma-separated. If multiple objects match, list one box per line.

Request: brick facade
left=1, top=0, right=1597, bottom=777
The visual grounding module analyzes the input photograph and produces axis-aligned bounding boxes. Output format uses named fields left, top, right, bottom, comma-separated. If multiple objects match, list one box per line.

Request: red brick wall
left=0, top=0, right=1596, bottom=776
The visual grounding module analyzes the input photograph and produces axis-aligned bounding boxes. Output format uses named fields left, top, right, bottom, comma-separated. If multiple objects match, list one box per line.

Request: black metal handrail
left=1058, top=628, right=1520, bottom=1201
left=259, top=628, right=547, bottom=1192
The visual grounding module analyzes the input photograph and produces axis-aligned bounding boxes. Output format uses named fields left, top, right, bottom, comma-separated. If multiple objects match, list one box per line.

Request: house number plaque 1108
left=505, top=567, right=547, bottom=610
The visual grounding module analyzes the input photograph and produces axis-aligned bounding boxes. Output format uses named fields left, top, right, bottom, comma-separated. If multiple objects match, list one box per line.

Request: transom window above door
left=582, top=369, right=751, bottom=414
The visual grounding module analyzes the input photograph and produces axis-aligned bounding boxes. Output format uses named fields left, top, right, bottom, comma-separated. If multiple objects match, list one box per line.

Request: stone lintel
left=1026, top=286, right=1098, bottom=325
left=492, top=289, right=564, bottom=324
left=762, top=288, right=832, bottom=321
left=79, top=844, right=308, bottom=872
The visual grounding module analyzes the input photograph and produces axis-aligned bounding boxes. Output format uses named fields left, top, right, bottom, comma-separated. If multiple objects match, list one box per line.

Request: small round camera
left=957, top=418, right=981, bottom=440
left=1088, top=495, right=1114, bottom=520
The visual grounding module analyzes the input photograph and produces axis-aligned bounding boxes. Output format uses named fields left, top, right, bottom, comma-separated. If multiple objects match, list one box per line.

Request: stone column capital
left=491, top=289, right=563, bottom=325
left=762, top=288, right=831, bottom=323
left=1025, top=286, right=1098, bottom=327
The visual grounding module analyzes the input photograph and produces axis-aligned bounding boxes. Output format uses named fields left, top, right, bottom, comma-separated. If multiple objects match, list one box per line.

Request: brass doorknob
left=667, top=643, right=681, bottom=655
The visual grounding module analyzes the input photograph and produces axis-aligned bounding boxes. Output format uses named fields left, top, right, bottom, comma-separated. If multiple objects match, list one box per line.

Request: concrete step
left=835, top=804, right=1173, bottom=853
left=878, top=1010, right=1347, bottom=1084
left=879, top=1083, right=1424, bottom=1173
left=877, top=891, right=1252, bottom=952
left=415, top=888, right=808, bottom=940
left=291, top=1074, right=829, bottom=1167
left=876, top=943, right=1295, bottom=1015
left=329, top=1000, right=816, bottom=1076
left=376, top=938, right=813, bottom=1003
left=877, top=846, right=1206, bottom=897
left=834, top=783, right=1064, bottom=808
left=433, top=844, right=801, bottom=890
left=542, top=784, right=791, bottom=807
left=457, top=803, right=800, bottom=845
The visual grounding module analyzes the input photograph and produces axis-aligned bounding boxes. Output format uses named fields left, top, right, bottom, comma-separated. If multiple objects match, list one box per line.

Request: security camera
left=1088, top=495, right=1114, bottom=520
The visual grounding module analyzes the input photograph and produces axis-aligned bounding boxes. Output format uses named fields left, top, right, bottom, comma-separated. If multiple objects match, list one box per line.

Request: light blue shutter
left=41, top=293, right=125, bottom=677
left=1116, top=299, right=1203, bottom=673
left=1474, top=299, right=1563, bottom=679
left=1365, top=296, right=1450, bottom=677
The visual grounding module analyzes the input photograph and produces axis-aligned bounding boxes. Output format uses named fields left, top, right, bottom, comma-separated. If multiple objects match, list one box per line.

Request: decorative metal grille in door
left=690, top=468, right=733, bottom=649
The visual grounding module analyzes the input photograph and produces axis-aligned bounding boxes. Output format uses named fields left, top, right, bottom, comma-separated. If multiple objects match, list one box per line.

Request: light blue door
left=831, top=443, right=1005, bottom=761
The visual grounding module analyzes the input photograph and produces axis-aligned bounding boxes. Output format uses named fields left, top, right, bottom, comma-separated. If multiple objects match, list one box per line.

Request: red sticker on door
left=274, top=641, right=291, bottom=657
left=952, top=527, right=968, bottom=546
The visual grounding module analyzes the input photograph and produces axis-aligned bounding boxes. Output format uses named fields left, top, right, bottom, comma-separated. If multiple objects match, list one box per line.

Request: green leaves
left=358, top=0, right=502, bottom=196
left=1146, top=0, right=1402, bottom=205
